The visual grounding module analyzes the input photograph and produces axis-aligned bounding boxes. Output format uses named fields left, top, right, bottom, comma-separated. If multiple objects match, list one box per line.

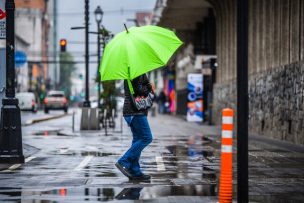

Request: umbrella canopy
left=100, top=25, right=183, bottom=81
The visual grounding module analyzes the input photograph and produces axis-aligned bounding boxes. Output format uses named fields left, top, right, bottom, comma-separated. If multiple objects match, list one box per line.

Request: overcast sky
left=58, top=0, right=157, bottom=78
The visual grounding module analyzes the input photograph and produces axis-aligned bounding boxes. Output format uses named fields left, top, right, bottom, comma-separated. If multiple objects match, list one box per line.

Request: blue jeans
left=118, top=115, right=153, bottom=176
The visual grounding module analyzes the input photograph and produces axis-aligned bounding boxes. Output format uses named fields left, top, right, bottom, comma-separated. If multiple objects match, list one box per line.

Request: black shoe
left=129, top=173, right=151, bottom=181
left=115, top=162, right=132, bottom=178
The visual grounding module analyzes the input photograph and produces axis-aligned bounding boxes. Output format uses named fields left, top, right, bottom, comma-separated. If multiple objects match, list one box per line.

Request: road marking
left=25, top=120, right=33, bottom=125
left=155, top=156, right=166, bottom=171
left=25, top=156, right=36, bottom=163
left=7, top=164, right=22, bottom=171
left=59, top=148, right=69, bottom=154
left=1, top=156, right=36, bottom=172
left=74, top=156, right=94, bottom=171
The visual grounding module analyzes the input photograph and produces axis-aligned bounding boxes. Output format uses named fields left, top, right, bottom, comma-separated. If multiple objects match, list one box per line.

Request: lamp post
left=237, top=0, right=249, bottom=202
left=83, top=0, right=90, bottom=107
left=94, top=6, right=103, bottom=109
left=0, top=0, right=24, bottom=163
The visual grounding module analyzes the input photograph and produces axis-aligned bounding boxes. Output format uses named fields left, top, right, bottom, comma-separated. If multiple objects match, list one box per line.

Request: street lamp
left=94, top=6, right=103, bottom=25
left=94, top=6, right=103, bottom=109
left=0, top=0, right=24, bottom=163
left=83, top=0, right=90, bottom=108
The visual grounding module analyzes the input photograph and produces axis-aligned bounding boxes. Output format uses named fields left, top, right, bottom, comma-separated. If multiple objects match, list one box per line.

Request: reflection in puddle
left=49, top=150, right=117, bottom=157
left=115, top=187, right=143, bottom=200
left=32, top=130, right=74, bottom=137
left=0, top=185, right=216, bottom=202
left=81, top=151, right=116, bottom=157
left=166, top=135, right=215, bottom=159
left=0, top=186, right=299, bottom=202
left=32, top=130, right=62, bottom=136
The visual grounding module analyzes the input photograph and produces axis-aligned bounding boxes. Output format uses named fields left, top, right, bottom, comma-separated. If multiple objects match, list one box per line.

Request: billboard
left=187, top=73, right=203, bottom=122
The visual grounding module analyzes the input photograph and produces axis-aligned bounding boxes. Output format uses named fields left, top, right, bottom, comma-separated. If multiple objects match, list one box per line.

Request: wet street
left=0, top=109, right=303, bottom=202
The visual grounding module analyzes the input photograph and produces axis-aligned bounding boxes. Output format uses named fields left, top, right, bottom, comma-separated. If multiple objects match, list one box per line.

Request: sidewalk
left=0, top=110, right=303, bottom=202
left=147, top=113, right=304, bottom=202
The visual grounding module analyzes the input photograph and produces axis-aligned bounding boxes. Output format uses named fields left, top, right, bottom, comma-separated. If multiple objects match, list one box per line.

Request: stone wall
left=213, top=61, right=304, bottom=145
left=210, top=0, right=304, bottom=83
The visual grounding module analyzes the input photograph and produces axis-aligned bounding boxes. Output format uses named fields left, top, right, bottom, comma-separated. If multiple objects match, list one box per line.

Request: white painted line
left=155, top=156, right=166, bottom=171
left=222, top=116, right=233, bottom=124
left=222, top=130, right=233, bottom=138
left=8, top=164, right=21, bottom=171
left=1, top=156, right=36, bottom=172
left=25, top=120, right=33, bottom=125
left=25, top=156, right=36, bottom=163
left=74, top=156, right=94, bottom=171
left=59, top=148, right=69, bottom=154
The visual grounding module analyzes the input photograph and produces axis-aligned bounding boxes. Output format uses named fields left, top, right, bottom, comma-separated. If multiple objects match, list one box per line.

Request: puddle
left=32, top=130, right=70, bottom=136
left=0, top=185, right=217, bottom=202
left=166, top=136, right=216, bottom=158
left=49, top=150, right=117, bottom=157
left=0, top=186, right=301, bottom=202
left=81, top=151, right=117, bottom=157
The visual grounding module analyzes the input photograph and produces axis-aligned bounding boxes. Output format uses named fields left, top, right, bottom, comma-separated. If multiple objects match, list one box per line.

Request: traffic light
left=60, top=39, right=67, bottom=52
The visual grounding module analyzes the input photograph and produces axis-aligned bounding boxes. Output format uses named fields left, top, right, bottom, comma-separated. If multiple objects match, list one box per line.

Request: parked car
left=16, top=92, right=38, bottom=113
left=44, top=91, right=68, bottom=114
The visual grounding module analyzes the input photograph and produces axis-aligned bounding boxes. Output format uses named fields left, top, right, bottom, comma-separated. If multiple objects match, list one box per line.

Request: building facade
left=15, top=0, right=52, bottom=100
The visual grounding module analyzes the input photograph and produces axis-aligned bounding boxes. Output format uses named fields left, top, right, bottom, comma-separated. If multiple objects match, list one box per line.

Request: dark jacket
left=123, top=74, right=152, bottom=116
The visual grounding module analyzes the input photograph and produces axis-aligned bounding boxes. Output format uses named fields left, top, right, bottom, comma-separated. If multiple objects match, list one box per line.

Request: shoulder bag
left=127, top=79, right=155, bottom=110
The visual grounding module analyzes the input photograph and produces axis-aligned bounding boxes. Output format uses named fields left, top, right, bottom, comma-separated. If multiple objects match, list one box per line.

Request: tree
left=59, top=52, right=76, bottom=97
left=100, top=80, right=117, bottom=111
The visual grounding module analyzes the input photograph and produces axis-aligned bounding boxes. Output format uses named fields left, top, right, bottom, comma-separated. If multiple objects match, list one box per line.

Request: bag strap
left=127, top=79, right=135, bottom=95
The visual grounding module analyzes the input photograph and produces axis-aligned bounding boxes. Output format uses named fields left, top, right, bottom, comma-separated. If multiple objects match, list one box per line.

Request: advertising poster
left=187, top=74, right=203, bottom=122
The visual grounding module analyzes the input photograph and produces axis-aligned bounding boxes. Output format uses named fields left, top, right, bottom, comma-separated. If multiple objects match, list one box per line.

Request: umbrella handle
left=127, top=79, right=135, bottom=95
left=124, top=23, right=129, bottom=33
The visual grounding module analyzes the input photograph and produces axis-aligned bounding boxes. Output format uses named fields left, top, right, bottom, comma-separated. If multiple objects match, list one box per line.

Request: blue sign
left=15, top=50, right=27, bottom=68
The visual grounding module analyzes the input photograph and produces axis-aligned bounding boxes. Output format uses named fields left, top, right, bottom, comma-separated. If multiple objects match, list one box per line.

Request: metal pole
left=72, top=110, right=75, bottom=132
left=83, top=0, right=90, bottom=107
left=97, top=21, right=101, bottom=108
left=53, top=0, right=58, bottom=89
left=0, top=0, right=24, bottom=163
left=5, top=0, right=15, bottom=98
left=104, top=109, right=107, bottom=136
left=237, top=0, right=249, bottom=202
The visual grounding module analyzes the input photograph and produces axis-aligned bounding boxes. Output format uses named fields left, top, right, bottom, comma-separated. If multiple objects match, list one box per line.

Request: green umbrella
left=99, top=25, right=183, bottom=81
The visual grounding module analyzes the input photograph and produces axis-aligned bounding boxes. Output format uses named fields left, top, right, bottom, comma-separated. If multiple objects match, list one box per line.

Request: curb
left=24, top=113, right=70, bottom=126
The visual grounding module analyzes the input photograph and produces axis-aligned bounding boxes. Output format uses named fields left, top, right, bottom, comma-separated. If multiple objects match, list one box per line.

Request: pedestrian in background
left=115, top=74, right=153, bottom=181
left=157, top=91, right=166, bottom=114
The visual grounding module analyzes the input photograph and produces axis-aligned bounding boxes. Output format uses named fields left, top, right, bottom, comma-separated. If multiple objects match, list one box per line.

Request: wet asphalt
left=0, top=108, right=303, bottom=202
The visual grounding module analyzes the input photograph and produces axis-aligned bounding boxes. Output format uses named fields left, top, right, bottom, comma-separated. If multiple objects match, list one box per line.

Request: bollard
left=72, top=110, right=75, bottom=132
left=111, top=109, right=115, bottom=129
left=219, top=108, right=234, bottom=203
left=120, top=114, right=123, bottom=134
left=104, top=109, right=108, bottom=136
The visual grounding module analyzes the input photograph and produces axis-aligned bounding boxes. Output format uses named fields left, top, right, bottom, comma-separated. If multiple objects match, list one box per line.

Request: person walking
left=157, top=91, right=166, bottom=114
left=115, top=74, right=153, bottom=181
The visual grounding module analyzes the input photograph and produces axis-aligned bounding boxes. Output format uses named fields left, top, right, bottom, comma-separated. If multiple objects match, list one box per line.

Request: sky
left=58, top=0, right=157, bottom=84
